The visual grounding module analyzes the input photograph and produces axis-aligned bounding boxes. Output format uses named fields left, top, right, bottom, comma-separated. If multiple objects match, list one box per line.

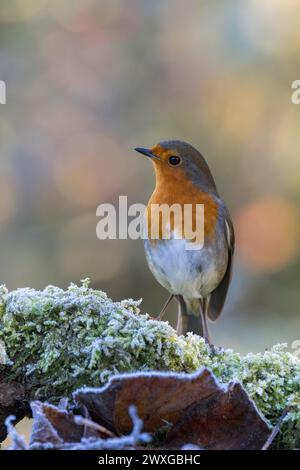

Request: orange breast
left=146, top=166, right=218, bottom=246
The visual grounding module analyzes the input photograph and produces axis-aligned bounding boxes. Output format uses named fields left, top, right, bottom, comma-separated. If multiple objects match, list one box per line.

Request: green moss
left=0, top=280, right=299, bottom=448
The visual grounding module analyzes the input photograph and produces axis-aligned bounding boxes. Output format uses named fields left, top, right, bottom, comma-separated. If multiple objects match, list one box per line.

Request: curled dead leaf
left=74, top=368, right=271, bottom=450
left=30, top=401, right=101, bottom=446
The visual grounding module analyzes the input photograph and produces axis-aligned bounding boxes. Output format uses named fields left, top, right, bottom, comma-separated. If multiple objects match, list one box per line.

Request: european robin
left=135, top=140, right=234, bottom=342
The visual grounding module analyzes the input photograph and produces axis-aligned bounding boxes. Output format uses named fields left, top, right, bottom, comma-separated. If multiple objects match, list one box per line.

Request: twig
left=73, top=415, right=115, bottom=438
left=261, top=407, right=291, bottom=450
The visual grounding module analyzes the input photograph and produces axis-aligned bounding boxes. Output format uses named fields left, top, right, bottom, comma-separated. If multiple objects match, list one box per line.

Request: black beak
left=134, top=147, right=156, bottom=159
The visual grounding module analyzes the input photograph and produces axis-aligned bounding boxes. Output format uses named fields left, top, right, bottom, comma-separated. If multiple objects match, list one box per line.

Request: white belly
left=144, top=238, right=227, bottom=300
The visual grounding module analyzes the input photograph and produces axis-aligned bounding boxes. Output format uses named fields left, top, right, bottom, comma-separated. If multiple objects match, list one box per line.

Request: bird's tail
left=186, top=313, right=203, bottom=336
left=179, top=298, right=203, bottom=336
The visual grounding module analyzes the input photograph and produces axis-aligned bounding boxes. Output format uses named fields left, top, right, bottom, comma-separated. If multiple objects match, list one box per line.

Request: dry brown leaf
left=25, top=402, right=149, bottom=450
left=30, top=401, right=101, bottom=445
left=74, top=368, right=271, bottom=449
left=74, top=369, right=219, bottom=433
left=165, top=382, right=271, bottom=450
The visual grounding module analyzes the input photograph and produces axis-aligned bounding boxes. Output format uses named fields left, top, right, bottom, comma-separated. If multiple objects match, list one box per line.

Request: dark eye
left=168, top=155, right=181, bottom=166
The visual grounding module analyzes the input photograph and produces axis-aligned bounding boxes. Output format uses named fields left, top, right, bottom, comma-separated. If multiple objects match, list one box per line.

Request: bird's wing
left=208, top=209, right=235, bottom=322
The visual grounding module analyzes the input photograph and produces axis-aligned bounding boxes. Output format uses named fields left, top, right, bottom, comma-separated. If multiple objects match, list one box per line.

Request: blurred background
left=1, top=0, right=300, bottom=449
left=0, top=0, right=300, bottom=356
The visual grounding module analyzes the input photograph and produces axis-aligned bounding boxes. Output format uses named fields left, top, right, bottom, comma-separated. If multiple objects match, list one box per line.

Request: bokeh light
left=235, top=197, right=300, bottom=271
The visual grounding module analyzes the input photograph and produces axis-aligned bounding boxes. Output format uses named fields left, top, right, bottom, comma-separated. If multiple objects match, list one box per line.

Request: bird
left=135, top=140, right=234, bottom=342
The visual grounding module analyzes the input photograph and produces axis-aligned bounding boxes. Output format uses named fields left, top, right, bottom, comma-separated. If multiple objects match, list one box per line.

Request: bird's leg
left=175, top=295, right=188, bottom=335
left=156, top=293, right=174, bottom=321
left=199, top=297, right=211, bottom=344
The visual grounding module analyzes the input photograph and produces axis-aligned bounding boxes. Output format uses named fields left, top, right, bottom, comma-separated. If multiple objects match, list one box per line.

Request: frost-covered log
left=0, top=280, right=299, bottom=448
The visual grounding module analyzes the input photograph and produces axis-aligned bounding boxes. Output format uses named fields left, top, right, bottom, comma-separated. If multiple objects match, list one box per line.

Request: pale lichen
left=0, top=280, right=299, bottom=448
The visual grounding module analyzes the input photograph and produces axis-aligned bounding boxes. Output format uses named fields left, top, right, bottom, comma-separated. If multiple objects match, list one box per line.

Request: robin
left=135, top=140, right=234, bottom=342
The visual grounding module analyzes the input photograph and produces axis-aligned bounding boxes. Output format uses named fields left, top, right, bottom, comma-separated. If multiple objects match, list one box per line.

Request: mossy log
left=0, top=281, right=299, bottom=448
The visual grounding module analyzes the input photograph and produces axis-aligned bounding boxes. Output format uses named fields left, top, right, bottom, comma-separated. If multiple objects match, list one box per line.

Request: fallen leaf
left=166, top=382, right=271, bottom=450
left=74, top=368, right=271, bottom=449
left=21, top=403, right=150, bottom=450
left=30, top=401, right=101, bottom=445
left=74, top=369, right=219, bottom=433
